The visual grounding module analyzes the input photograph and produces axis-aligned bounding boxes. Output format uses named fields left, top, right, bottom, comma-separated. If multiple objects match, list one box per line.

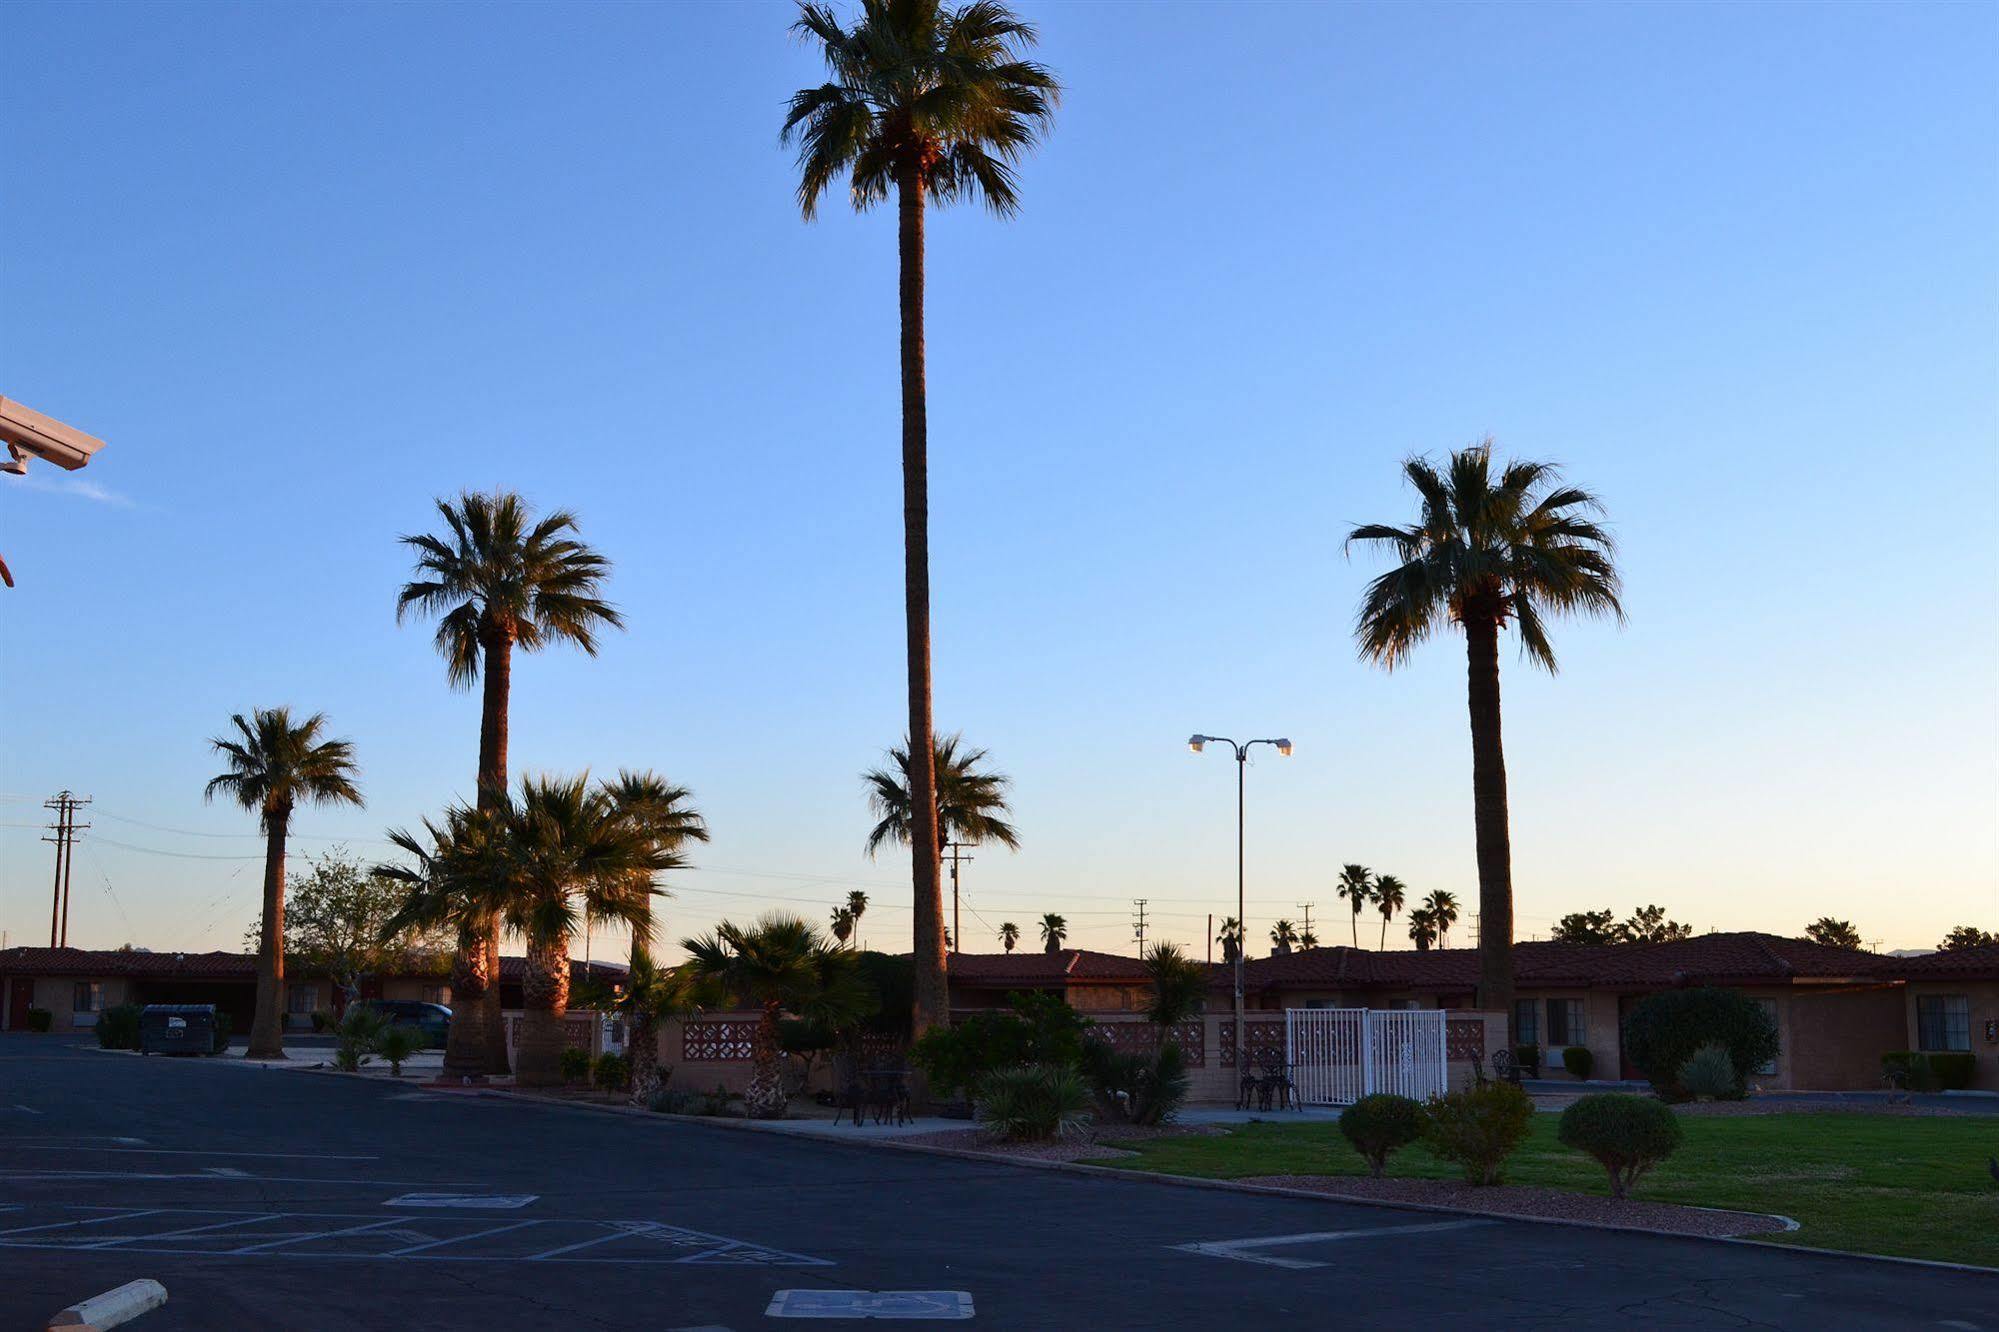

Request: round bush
left=1620, top=988, right=1777, bottom=1099
left=95, top=1003, right=143, bottom=1051
left=1421, top=1080, right=1535, bottom=1186
left=1339, top=1094, right=1424, bottom=1177
left=1558, top=1093, right=1683, bottom=1199
left=1562, top=1045, right=1595, bottom=1079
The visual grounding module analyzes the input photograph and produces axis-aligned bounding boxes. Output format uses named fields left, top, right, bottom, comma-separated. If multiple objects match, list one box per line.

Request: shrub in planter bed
left=1558, top=1093, right=1682, bottom=1199
left=374, top=1023, right=422, bottom=1077
left=1882, top=1051, right=1975, bottom=1093
left=210, top=1012, right=233, bottom=1054
left=648, top=1087, right=702, bottom=1114
left=1338, top=1094, right=1424, bottom=1177
left=974, top=1063, right=1092, bottom=1143
left=593, top=1051, right=630, bottom=1092
left=1513, top=1043, right=1541, bottom=1076
left=25, top=1008, right=52, bottom=1033
left=96, top=1004, right=143, bottom=1051
left=1620, top=987, right=1777, bottom=1099
left=1081, top=1037, right=1189, bottom=1127
left=1677, top=1043, right=1739, bottom=1100
left=1562, top=1045, right=1595, bottom=1080
left=558, top=1047, right=592, bottom=1084
left=1421, top=1080, right=1535, bottom=1185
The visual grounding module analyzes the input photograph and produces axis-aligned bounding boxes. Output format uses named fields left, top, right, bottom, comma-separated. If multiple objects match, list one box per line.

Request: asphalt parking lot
left=3, top=1035, right=1993, bottom=1330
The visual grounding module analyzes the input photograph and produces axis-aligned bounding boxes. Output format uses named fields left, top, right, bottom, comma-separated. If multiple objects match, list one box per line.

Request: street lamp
left=1188, top=733, right=1292, bottom=1078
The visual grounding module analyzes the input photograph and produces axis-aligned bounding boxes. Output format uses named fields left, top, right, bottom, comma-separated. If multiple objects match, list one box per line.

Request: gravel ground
left=1242, top=1174, right=1794, bottom=1237
left=897, top=1122, right=1223, bottom=1163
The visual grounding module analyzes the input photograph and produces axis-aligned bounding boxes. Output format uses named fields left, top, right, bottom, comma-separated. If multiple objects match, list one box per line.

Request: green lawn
left=1100, top=1113, right=1999, bottom=1268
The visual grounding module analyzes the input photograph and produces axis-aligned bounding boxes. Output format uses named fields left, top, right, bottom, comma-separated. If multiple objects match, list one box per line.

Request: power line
left=1131, top=899, right=1149, bottom=955
left=42, top=791, right=91, bottom=947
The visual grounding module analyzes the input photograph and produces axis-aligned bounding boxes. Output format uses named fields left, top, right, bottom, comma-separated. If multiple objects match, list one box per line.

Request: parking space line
left=383, top=1220, right=542, bottom=1256
left=0, top=1209, right=163, bottom=1238
left=524, top=1225, right=645, bottom=1261
left=5, top=1146, right=379, bottom=1160
left=84, top=1213, right=282, bottom=1249
left=1174, top=1219, right=1492, bottom=1270
left=230, top=1218, right=407, bottom=1254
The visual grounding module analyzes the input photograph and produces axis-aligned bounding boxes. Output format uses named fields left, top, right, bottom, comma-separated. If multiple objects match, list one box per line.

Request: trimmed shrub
left=700, top=1084, right=735, bottom=1116
left=592, top=1051, right=630, bottom=1092
left=374, top=1023, right=422, bottom=1077
left=210, top=1011, right=233, bottom=1055
left=1884, top=1052, right=1977, bottom=1093
left=1562, top=1046, right=1595, bottom=1080
left=558, top=1047, right=591, bottom=1084
left=1513, top=1044, right=1541, bottom=1076
left=974, top=1063, right=1092, bottom=1143
left=648, top=1087, right=702, bottom=1115
left=334, top=1007, right=383, bottom=1071
left=1339, top=1094, right=1425, bottom=1177
left=1421, top=1080, right=1535, bottom=1185
left=1558, top=1093, right=1682, bottom=1199
left=25, top=1008, right=52, bottom=1033
left=1678, top=1043, right=1738, bottom=1100
left=910, top=991, right=1093, bottom=1098
left=1081, top=1038, right=1189, bottom=1127
left=1620, top=988, right=1778, bottom=1099
left=96, top=1004, right=143, bottom=1051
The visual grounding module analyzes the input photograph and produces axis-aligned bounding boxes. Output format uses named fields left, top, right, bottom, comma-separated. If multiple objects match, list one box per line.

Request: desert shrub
left=1678, top=1043, right=1739, bottom=1100
left=559, top=1046, right=591, bottom=1084
left=333, top=1007, right=384, bottom=1071
left=309, top=1009, right=334, bottom=1034
left=1558, top=1093, right=1683, bottom=1199
left=911, top=991, right=1093, bottom=1097
left=648, top=1087, right=702, bottom=1115
left=1620, top=988, right=1777, bottom=1099
left=1513, top=1044, right=1541, bottom=1075
left=96, top=1004, right=143, bottom=1051
left=1081, top=1038, right=1189, bottom=1127
left=25, top=1008, right=52, bottom=1033
left=1421, top=1080, right=1535, bottom=1185
left=700, top=1084, right=735, bottom=1116
left=211, top=1011, right=233, bottom=1054
left=1338, top=1094, right=1425, bottom=1178
left=592, top=1051, right=630, bottom=1092
left=974, top=1063, right=1092, bottom=1143
left=1883, top=1051, right=1974, bottom=1093
left=374, top=1023, right=422, bottom=1077
left=1562, top=1046, right=1595, bottom=1079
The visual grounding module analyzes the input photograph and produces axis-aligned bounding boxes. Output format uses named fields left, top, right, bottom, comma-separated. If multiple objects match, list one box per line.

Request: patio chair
left=1254, top=1050, right=1296, bottom=1111
left=862, top=1063, right=912, bottom=1127
left=831, top=1053, right=867, bottom=1127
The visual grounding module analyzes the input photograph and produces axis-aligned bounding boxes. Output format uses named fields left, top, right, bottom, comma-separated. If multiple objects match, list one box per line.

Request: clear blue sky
left=5, top=1, right=1994, bottom=960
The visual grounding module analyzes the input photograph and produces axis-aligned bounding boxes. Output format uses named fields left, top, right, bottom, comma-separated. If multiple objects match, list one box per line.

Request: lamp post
left=1188, top=734, right=1292, bottom=1078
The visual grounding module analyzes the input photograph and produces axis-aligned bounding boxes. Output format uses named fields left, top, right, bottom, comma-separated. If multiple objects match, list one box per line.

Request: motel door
left=6, top=978, right=34, bottom=1030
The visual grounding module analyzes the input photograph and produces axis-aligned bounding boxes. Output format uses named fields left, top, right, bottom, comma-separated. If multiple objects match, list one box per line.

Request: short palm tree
left=1299, top=928, right=1319, bottom=950
left=1269, top=919, right=1298, bottom=956
left=681, top=914, right=874, bottom=1118
left=998, top=921, right=1019, bottom=953
left=1374, top=874, right=1407, bottom=950
left=1142, top=943, right=1207, bottom=1036
left=1337, top=865, right=1374, bottom=947
left=375, top=804, right=511, bottom=1070
left=1422, top=889, right=1461, bottom=948
left=1215, top=916, right=1244, bottom=964
left=1039, top=913, right=1067, bottom=953
left=846, top=890, right=869, bottom=946
left=830, top=906, right=857, bottom=947
left=499, top=776, right=674, bottom=1088
left=397, top=490, right=623, bottom=1076
left=1408, top=907, right=1439, bottom=951
left=599, top=771, right=707, bottom=1103
left=1349, top=442, right=1622, bottom=1027
left=787, top=0, right=1059, bottom=1043
left=205, top=708, right=362, bottom=1059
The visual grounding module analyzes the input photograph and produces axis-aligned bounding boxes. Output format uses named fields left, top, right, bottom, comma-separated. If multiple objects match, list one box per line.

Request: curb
left=464, top=1088, right=1999, bottom=1277
left=47, top=1278, right=167, bottom=1331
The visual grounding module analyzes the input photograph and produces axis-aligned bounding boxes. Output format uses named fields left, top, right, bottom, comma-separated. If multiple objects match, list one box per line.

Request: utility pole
left=1206, top=912, right=1213, bottom=965
left=1131, top=899, right=1149, bottom=955
left=42, top=791, right=91, bottom=947
left=943, top=843, right=973, bottom=955
left=1297, top=902, right=1315, bottom=946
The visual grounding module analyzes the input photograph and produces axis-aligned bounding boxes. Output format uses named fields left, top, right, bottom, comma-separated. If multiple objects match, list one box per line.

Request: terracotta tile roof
left=946, top=949, right=1162, bottom=987
left=1897, top=943, right=1999, bottom=980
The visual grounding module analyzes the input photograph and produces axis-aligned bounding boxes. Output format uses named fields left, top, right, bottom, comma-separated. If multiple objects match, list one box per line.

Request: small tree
left=1339, top=1094, right=1424, bottom=1177
left=1618, top=904, right=1692, bottom=943
left=1551, top=909, right=1620, bottom=944
left=246, top=848, right=448, bottom=1007
left=1803, top=917, right=1863, bottom=950
left=1938, top=925, right=1997, bottom=951
left=1558, top=1094, right=1682, bottom=1199
left=1421, top=1080, right=1535, bottom=1185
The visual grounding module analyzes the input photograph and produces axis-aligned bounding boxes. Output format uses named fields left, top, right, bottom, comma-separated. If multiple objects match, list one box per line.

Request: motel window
left=1546, top=998, right=1585, bottom=1047
left=287, top=984, right=317, bottom=1015
left=72, top=981, right=102, bottom=1013
left=1753, top=999, right=1779, bottom=1076
left=1917, top=995, right=1971, bottom=1053
left=1513, top=999, right=1539, bottom=1046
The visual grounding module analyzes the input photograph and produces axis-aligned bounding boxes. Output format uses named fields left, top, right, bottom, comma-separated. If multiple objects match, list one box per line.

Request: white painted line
left=385, top=1194, right=538, bottom=1210
left=230, top=1217, right=407, bottom=1254
left=203, top=1167, right=251, bottom=1178
left=765, top=1290, right=973, bottom=1320
left=381, top=1219, right=542, bottom=1256
left=10, top=1146, right=379, bottom=1160
left=45, top=1277, right=167, bottom=1330
left=524, top=1225, right=646, bottom=1261
left=12, top=1104, right=42, bottom=1114
left=0, top=1210, right=165, bottom=1238
left=83, top=1214, right=278, bottom=1249
left=0, top=1171, right=470, bottom=1186
left=1173, top=1219, right=1492, bottom=1270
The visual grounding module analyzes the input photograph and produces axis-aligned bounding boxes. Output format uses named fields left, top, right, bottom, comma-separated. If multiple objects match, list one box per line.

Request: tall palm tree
left=1349, top=443, right=1623, bottom=1030
left=787, top=1, right=1059, bottom=1043
left=397, top=490, right=622, bottom=1075
left=863, top=733, right=1022, bottom=859
left=1422, top=889, right=1461, bottom=948
left=605, top=948, right=712, bottom=1107
left=846, top=890, right=869, bottom=946
left=1374, top=874, right=1407, bottom=950
left=998, top=921, right=1019, bottom=953
left=1408, top=907, right=1438, bottom=951
left=830, top=906, right=857, bottom=947
left=375, top=804, right=510, bottom=1060
left=681, top=914, right=874, bottom=1118
left=599, top=771, right=707, bottom=1104
left=1337, top=864, right=1374, bottom=948
left=498, top=775, right=674, bottom=1088
left=1269, top=919, right=1298, bottom=956
left=204, top=707, right=362, bottom=1059
left=1039, top=912, right=1067, bottom=953
left=1215, top=916, right=1244, bottom=964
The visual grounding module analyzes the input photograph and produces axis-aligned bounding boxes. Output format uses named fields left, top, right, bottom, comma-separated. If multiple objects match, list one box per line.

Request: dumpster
left=139, top=1004, right=218, bottom=1055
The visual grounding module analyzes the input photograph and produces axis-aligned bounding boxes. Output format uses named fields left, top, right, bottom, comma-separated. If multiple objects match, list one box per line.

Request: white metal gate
left=1285, top=1008, right=1447, bottom=1106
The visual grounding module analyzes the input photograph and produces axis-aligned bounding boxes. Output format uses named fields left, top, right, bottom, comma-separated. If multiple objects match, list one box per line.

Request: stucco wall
left=1905, top=980, right=1999, bottom=1092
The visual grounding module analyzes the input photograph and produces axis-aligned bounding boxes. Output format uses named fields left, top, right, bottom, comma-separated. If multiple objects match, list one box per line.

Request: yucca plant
left=975, top=1063, right=1091, bottom=1142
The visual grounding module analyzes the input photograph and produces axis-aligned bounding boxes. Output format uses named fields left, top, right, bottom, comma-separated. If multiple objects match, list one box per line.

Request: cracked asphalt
left=2, top=1034, right=1993, bottom=1330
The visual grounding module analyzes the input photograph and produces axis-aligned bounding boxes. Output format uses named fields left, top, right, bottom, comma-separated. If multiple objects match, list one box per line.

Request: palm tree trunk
left=627, top=1007, right=660, bottom=1107
left=1464, top=612, right=1515, bottom=1038
left=513, top=934, right=570, bottom=1088
left=246, top=810, right=290, bottom=1059
left=478, top=627, right=513, bottom=1075
left=896, top=162, right=946, bottom=1045
left=744, top=1002, right=787, bottom=1119
left=1379, top=915, right=1388, bottom=950
left=441, top=927, right=490, bottom=1079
